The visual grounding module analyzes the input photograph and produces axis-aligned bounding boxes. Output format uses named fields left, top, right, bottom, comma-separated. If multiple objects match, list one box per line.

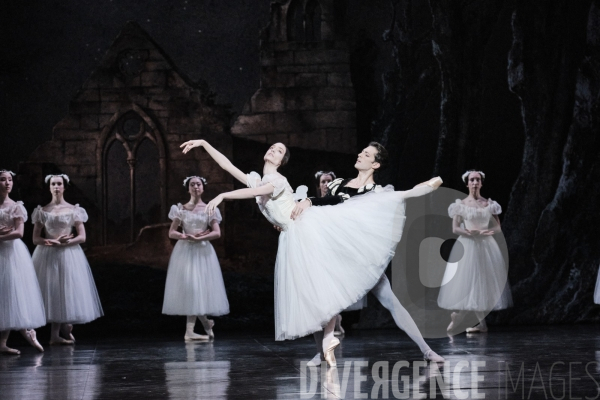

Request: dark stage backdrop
left=2, top=0, right=600, bottom=336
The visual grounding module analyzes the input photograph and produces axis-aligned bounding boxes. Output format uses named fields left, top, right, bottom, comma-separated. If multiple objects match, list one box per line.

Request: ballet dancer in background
left=180, top=139, right=445, bottom=366
left=0, top=170, right=45, bottom=354
left=437, top=170, right=512, bottom=333
left=162, top=176, right=229, bottom=341
left=32, top=174, right=103, bottom=345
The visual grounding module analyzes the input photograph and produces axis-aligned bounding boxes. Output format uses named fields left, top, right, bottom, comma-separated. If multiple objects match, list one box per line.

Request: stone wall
left=231, top=0, right=357, bottom=154
left=20, top=22, right=232, bottom=248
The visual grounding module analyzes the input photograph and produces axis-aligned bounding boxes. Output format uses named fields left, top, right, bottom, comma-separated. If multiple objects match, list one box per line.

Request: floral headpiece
left=44, top=174, right=70, bottom=184
left=183, top=176, right=207, bottom=187
left=461, top=170, right=485, bottom=184
left=314, top=170, right=337, bottom=180
left=0, top=170, right=16, bottom=177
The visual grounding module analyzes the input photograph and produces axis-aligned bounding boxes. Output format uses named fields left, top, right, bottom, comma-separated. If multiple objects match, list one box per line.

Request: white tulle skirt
left=275, top=190, right=406, bottom=341
left=437, top=235, right=512, bottom=311
left=32, top=245, right=103, bottom=324
left=162, top=241, right=229, bottom=316
left=0, top=239, right=46, bottom=331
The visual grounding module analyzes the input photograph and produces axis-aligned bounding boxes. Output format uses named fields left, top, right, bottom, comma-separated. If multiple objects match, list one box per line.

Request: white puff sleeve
left=210, top=207, right=223, bottom=225
left=73, top=205, right=89, bottom=223
left=10, top=201, right=28, bottom=223
left=168, top=204, right=183, bottom=222
left=448, top=200, right=464, bottom=219
left=265, top=175, right=291, bottom=198
left=31, top=206, right=45, bottom=225
left=488, top=200, right=502, bottom=215
left=246, top=171, right=262, bottom=189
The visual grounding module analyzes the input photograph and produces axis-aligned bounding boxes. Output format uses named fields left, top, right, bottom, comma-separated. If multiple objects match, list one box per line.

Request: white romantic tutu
left=437, top=235, right=512, bottom=311
left=0, top=239, right=47, bottom=331
left=162, top=240, right=229, bottom=316
left=273, top=189, right=408, bottom=340
left=32, top=245, right=104, bottom=324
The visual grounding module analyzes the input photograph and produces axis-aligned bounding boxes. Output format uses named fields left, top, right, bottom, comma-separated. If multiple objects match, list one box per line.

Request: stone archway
left=98, top=105, right=167, bottom=244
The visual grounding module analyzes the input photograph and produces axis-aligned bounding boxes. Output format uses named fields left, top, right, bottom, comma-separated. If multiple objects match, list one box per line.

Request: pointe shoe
left=465, top=324, right=488, bottom=333
left=307, top=352, right=325, bottom=367
left=184, top=332, right=210, bottom=342
left=426, top=177, right=443, bottom=189
left=60, top=324, right=75, bottom=343
left=203, top=319, right=215, bottom=339
left=49, top=337, right=74, bottom=346
left=424, top=349, right=445, bottom=362
left=447, top=312, right=457, bottom=332
left=323, top=337, right=340, bottom=367
left=25, top=330, right=44, bottom=353
left=0, top=346, right=20, bottom=355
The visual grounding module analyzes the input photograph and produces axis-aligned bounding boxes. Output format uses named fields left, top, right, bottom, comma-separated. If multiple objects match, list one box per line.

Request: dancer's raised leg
left=197, top=315, right=215, bottom=339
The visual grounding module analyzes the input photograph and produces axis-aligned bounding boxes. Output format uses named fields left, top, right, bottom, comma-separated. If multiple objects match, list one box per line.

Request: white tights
left=313, top=274, right=431, bottom=355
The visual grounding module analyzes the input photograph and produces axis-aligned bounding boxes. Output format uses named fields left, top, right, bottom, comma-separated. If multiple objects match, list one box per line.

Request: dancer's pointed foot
left=184, top=332, right=210, bottom=342
left=426, top=177, right=443, bottom=189
left=24, top=330, right=44, bottom=352
left=0, top=345, right=20, bottom=355
left=307, top=352, right=325, bottom=367
left=424, top=349, right=445, bottom=362
left=203, top=319, right=215, bottom=339
left=333, top=315, right=345, bottom=336
left=323, top=337, right=340, bottom=367
left=447, top=312, right=457, bottom=332
left=466, top=324, right=488, bottom=333
left=49, top=337, right=74, bottom=346
left=60, top=324, right=75, bottom=342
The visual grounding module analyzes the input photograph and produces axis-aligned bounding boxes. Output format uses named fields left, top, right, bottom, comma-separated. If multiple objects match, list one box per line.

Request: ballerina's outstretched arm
left=180, top=139, right=247, bottom=185
left=205, top=185, right=275, bottom=216
left=396, top=176, right=443, bottom=199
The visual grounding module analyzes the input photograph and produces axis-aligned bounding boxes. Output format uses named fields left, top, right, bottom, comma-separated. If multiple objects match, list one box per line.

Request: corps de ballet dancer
left=32, top=174, right=103, bottom=345
left=0, top=170, right=45, bottom=354
left=437, top=170, right=512, bottom=333
left=162, top=176, right=229, bottom=341
left=291, top=143, right=443, bottom=365
left=180, top=139, right=445, bottom=366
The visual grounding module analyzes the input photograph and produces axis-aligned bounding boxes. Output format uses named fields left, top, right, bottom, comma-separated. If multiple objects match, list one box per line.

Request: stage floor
left=1, top=325, right=599, bottom=399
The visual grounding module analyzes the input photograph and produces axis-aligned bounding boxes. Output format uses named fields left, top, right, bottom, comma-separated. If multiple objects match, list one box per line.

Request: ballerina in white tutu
left=314, top=170, right=364, bottom=336
left=0, top=170, right=45, bottom=354
left=32, top=174, right=103, bottom=345
left=181, top=139, right=445, bottom=366
left=162, top=175, right=229, bottom=341
left=437, top=170, right=512, bottom=333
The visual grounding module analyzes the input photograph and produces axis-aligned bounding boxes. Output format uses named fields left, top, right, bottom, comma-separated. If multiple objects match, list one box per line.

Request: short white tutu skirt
left=437, top=235, right=512, bottom=311
left=275, top=190, right=406, bottom=340
left=0, top=239, right=47, bottom=331
left=162, top=241, right=229, bottom=316
left=32, top=245, right=103, bottom=324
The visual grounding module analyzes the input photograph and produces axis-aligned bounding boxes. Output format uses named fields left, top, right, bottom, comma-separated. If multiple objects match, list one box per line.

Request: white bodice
left=169, top=204, right=222, bottom=235
left=246, top=172, right=296, bottom=230
left=0, top=201, right=27, bottom=229
left=32, top=205, right=88, bottom=239
left=448, top=199, right=502, bottom=230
